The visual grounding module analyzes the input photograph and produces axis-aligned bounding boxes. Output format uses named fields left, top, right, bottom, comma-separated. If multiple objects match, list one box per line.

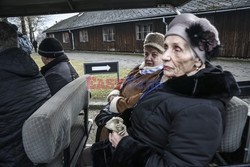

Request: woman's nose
left=146, top=54, right=152, bottom=60
left=162, top=50, right=171, bottom=61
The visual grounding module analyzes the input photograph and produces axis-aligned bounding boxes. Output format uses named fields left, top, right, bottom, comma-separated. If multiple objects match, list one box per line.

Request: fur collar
left=162, top=63, right=240, bottom=101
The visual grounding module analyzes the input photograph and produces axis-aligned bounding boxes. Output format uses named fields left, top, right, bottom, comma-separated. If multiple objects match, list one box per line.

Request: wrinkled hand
left=109, top=131, right=128, bottom=148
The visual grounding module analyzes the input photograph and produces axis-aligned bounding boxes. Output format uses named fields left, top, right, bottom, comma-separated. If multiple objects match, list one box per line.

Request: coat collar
left=162, top=62, right=240, bottom=101
left=40, top=54, right=69, bottom=75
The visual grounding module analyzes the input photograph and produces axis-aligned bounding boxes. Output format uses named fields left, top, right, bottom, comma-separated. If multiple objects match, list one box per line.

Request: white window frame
left=79, top=30, right=88, bottom=42
left=102, top=26, right=115, bottom=42
left=136, top=24, right=153, bottom=40
left=62, top=32, right=70, bottom=43
left=48, top=33, right=55, bottom=38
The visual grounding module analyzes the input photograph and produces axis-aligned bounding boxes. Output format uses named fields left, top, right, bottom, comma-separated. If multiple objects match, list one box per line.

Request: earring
left=196, top=67, right=199, bottom=71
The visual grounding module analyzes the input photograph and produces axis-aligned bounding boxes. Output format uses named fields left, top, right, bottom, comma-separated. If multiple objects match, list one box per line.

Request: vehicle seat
left=22, top=75, right=92, bottom=167
left=213, top=96, right=248, bottom=166
left=219, top=96, right=248, bottom=152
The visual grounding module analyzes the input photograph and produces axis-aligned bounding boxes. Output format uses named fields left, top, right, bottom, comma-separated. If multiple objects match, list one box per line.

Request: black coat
left=0, top=48, right=51, bottom=167
left=41, top=55, right=79, bottom=95
left=111, top=63, right=240, bottom=167
left=32, top=40, right=37, bottom=48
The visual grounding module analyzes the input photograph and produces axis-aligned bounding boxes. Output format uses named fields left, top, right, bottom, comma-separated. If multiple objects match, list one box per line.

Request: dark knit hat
left=165, top=13, right=220, bottom=63
left=38, top=38, right=64, bottom=58
left=144, top=32, right=165, bottom=53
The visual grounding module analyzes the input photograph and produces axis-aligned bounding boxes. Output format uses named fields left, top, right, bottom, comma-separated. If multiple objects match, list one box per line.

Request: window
left=136, top=24, right=153, bottom=40
left=48, top=33, right=55, bottom=38
left=103, top=27, right=115, bottom=42
left=79, top=30, right=88, bottom=42
left=62, top=32, right=70, bottom=43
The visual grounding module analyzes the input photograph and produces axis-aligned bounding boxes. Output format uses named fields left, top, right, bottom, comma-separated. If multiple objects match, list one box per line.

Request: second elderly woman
left=96, top=32, right=165, bottom=142
left=108, top=13, right=240, bottom=167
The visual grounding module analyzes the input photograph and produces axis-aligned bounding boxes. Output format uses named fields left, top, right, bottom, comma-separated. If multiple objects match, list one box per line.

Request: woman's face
left=144, top=46, right=163, bottom=67
left=162, top=35, right=201, bottom=78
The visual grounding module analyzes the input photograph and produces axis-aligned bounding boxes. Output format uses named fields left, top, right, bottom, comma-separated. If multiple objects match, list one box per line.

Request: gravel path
left=86, top=109, right=99, bottom=145
left=211, top=59, right=250, bottom=81
left=67, top=51, right=143, bottom=69
left=67, top=51, right=250, bottom=81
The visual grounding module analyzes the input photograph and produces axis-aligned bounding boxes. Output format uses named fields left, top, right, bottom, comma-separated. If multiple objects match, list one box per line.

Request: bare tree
left=36, top=26, right=47, bottom=43
left=6, top=17, right=20, bottom=27
left=4, top=15, right=47, bottom=43
left=20, top=16, right=27, bottom=35
left=27, top=17, right=34, bottom=42
left=27, top=16, right=45, bottom=42
left=0, top=17, right=8, bottom=22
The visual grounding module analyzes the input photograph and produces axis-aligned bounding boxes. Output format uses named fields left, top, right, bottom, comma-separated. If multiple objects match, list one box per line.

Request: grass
left=31, top=53, right=131, bottom=100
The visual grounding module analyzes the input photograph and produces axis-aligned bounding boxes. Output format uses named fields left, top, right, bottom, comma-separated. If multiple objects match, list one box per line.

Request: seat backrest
left=219, top=96, right=248, bottom=152
left=22, top=75, right=89, bottom=164
left=242, top=98, right=250, bottom=114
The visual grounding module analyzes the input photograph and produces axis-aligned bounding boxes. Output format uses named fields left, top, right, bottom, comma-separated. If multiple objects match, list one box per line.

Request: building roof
left=45, top=0, right=250, bottom=33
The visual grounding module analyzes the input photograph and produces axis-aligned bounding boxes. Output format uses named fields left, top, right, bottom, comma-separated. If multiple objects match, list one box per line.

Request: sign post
left=84, top=61, right=119, bottom=80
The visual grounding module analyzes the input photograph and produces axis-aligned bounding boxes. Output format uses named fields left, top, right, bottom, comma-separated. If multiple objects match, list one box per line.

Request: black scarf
left=162, top=63, right=240, bottom=102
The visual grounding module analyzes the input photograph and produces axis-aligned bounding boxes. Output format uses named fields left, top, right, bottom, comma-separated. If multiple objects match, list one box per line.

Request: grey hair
left=186, top=42, right=199, bottom=60
left=190, top=47, right=198, bottom=59
left=0, top=22, right=18, bottom=52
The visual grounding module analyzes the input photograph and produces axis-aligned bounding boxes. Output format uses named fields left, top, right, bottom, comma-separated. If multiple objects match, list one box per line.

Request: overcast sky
left=45, top=12, right=78, bottom=28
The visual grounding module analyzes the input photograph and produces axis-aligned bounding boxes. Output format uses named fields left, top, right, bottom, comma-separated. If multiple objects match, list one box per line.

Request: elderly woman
left=108, top=13, right=240, bottom=167
left=107, top=32, right=165, bottom=113
left=96, top=32, right=165, bottom=141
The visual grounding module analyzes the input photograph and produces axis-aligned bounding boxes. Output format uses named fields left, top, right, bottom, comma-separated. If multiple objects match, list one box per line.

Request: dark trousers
left=76, top=147, right=93, bottom=167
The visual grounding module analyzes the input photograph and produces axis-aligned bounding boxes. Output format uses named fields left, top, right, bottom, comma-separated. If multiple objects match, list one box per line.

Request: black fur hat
left=38, top=38, right=64, bottom=58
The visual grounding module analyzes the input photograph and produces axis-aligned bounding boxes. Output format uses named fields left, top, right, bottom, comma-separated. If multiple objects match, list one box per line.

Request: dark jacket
left=0, top=48, right=51, bottom=167
left=41, top=54, right=79, bottom=95
left=111, top=63, right=240, bottom=167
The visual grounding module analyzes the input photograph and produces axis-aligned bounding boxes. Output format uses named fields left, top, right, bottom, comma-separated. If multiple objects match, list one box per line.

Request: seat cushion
left=22, top=75, right=89, bottom=163
left=242, top=98, right=250, bottom=115
left=220, top=96, right=248, bottom=152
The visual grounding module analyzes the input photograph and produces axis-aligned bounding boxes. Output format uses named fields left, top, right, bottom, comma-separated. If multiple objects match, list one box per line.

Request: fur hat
left=38, top=38, right=64, bottom=58
left=144, top=32, right=165, bottom=53
left=165, top=13, right=220, bottom=63
left=0, top=21, right=18, bottom=52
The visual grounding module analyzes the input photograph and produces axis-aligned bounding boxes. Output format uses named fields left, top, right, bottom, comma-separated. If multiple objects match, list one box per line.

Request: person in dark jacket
left=107, top=13, right=241, bottom=167
left=32, top=40, right=38, bottom=52
left=0, top=21, right=51, bottom=167
left=38, top=37, right=79, bottom=95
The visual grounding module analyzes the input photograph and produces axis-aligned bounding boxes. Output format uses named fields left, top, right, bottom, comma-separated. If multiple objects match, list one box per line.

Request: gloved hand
left=105, top=117, right=127, bottom=136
